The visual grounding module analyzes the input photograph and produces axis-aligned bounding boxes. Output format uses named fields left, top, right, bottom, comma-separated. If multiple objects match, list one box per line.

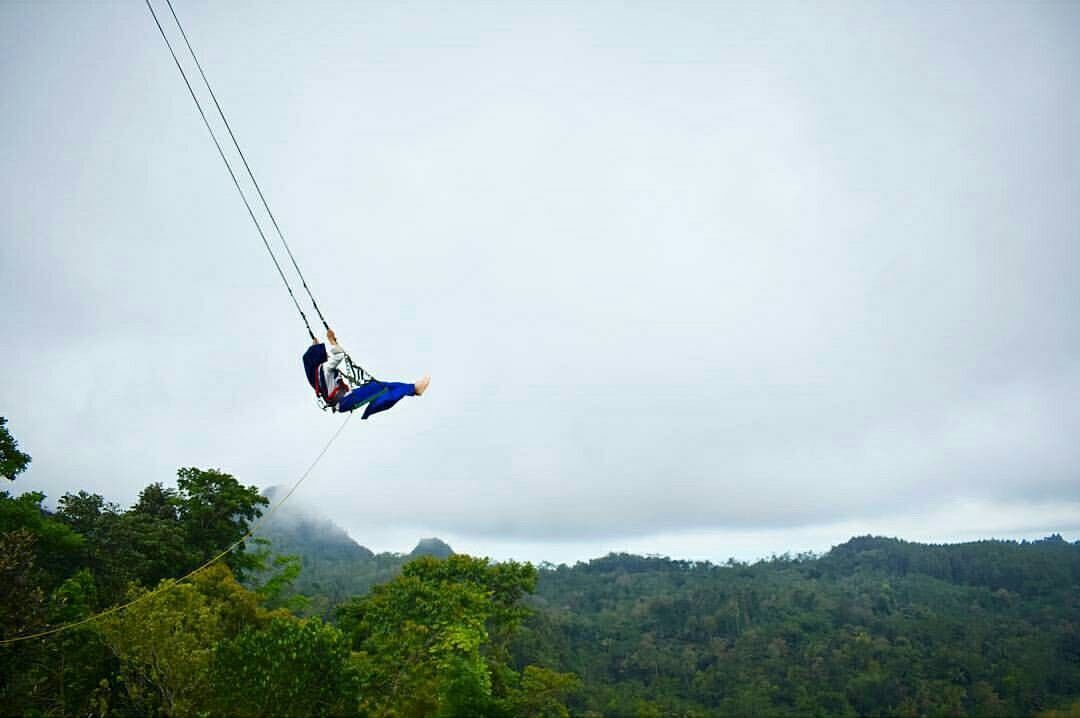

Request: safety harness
left=312, top=353, right=380, bottom=412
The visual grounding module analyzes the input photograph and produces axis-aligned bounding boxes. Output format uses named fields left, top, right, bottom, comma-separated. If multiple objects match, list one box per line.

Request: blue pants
left=337, top=380, right=416, bottom=419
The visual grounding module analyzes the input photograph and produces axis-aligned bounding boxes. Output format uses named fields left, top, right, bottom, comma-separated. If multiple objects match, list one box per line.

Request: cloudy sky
left=2, top=0, right=1078, bottom=564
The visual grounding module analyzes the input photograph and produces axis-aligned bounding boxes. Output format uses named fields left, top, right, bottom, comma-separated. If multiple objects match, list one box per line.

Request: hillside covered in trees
left=2, top=417, right=1080, bottom=717
left=516, top=537, right=1080, bottom=716
left=252, top=486, right=456, bottom=618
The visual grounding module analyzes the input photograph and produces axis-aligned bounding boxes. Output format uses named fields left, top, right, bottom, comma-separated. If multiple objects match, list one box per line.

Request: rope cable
left=0, top=0, right=398, bottom=650
left=163, top=0, right=331, bottom=331
left=144, top=0, right=316, bottom=340
left=0, top=414, right=354, bottom=646
left=151, top=1, right=380, bottom=382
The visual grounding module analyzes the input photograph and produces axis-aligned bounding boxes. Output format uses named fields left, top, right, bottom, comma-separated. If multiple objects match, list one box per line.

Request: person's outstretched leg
left=337, top=382, right=390, bottom=414
left=361, top=377, right=430, bottom=419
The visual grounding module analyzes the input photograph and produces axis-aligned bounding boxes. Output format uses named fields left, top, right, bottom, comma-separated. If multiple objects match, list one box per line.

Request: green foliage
left=3, top=435, right=1077, bottom=718
left=47, top=469, right=269, bottom=610
left=0, top=527, right=50, bottom=714
left=513, top=539, right=1080, bottom=717
left=0, top=466, right=278, bottom=718
left=212, top=615, right=358, bottom=717
left=265, top=548, right=412, bottom=620
left=56, top=489, right=187, bottom=605
left=0, top=489, right=96, bottom=712
left=248, top=546, right=311, bottom=613
left=1038, top=699, right=1080, bottom=718
left=340, top=555, right=502, bottom=717
left=0, top=416, right=31, bottom=480
left=252, top=506, right=396, bottom=619
left=0, top=490, right=84, bottom=580
left=822, top=534, right=1080, bottom=597
left=97, top=563, right=269, bottom=717
left=340, top=555, right=575, bottom=718
left=175, top=467, right=269, bottom=577
left=0, top=528, right=111, bottom=717
left=511, top=665, right=583, bottom=718
left=0, top=528, right=47, bottom=637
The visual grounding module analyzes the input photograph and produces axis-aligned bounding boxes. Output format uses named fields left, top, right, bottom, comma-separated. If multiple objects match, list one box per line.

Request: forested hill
left=3, top=410, right=1079, bottom=716
left=253, top=487, right=456, bottom=617
left=249, top=490, right=1080, bottom=715
left=1, top=469, right=571, bottom=717
left=251, top=492, right=1080, bottom=715
left=259, top=485, right=376, bottom=562
left=511, top=535, right=1080, bottom=716
left=822, top=534, right=1080, bottom=594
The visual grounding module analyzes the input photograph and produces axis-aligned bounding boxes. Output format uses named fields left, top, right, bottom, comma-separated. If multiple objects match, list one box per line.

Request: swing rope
left=145, top=0, right=318, bottom=340
left=148, top=0, right=377, bottom=386
left=162, top=0, right=332, bottom=333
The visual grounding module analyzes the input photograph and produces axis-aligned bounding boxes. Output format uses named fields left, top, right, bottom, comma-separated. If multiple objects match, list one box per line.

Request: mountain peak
left=410, top=537, right=454, bottom=559
left=257, top=485, right=374, bottom=560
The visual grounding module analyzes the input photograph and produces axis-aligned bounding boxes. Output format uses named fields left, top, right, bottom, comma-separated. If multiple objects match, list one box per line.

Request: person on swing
left=302, top=329, right=429, bottom=418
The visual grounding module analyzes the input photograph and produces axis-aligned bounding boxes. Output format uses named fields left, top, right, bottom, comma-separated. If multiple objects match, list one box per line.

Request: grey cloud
left=2, top=1, right=1078, bottom=557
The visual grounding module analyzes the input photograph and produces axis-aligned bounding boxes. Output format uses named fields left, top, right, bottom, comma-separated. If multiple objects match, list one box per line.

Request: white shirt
left=320, top=342, right=350, bottom=397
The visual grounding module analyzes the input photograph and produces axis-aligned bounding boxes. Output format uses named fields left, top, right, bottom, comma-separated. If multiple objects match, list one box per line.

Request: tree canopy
left=1, top=415, right=1077, bottom=717
left=0, top=415, right=31, bottom=480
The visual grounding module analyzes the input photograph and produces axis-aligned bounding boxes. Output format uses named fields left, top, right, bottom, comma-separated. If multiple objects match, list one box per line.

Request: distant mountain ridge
left=258, top=486, right=376, bottom=561
left=519, top=534, right=1080, bottom=716
left=254, top=486, right=455, bottom=616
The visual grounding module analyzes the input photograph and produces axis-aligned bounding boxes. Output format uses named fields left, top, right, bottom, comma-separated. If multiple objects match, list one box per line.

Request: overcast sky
left=2, top=0, right=1078, bottom=564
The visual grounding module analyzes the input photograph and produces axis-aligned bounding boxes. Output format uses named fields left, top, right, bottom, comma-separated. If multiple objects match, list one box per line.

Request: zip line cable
left=144, top=0, right=317, bottom=340
left=0, top=414, right=355, bottom=646
left=163, top=0, right=331, bottom=333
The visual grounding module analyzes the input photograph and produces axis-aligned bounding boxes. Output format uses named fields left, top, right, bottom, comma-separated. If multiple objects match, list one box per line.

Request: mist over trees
left=2, top=416, right=1079, bottom=717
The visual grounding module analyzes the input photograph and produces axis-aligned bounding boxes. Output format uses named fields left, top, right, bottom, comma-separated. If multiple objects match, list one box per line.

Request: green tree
left=132, top=481, right=179, bottom=520
left=340, top=555, right=575, bottom=718
left=0, top=416, right=31, bottom=480
left=341, top=555, right=495, bottom=717
left=57, top=489, right=189, bottom=604
left=56, top=490, right=114, bottom=536
left=0, top=531, right=111, bottom=718
left=97, top=563, right=274, bottom=717
left=247, top=545, right=310, bottom=613
left=175, top=467, right=269, bottom=576
left=0, top=490, right=84, bottom=582
left=510, top=665, right=582, bottom=718
left=0, top=528, right=47, bottom=638
left=213, top=616, right=359, bottom=717
left=0, top=528, right=50, bottom=714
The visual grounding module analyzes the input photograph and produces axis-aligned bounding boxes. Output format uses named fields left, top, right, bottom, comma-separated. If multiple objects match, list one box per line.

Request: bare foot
left=414, top=375, right=431, bottom=396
